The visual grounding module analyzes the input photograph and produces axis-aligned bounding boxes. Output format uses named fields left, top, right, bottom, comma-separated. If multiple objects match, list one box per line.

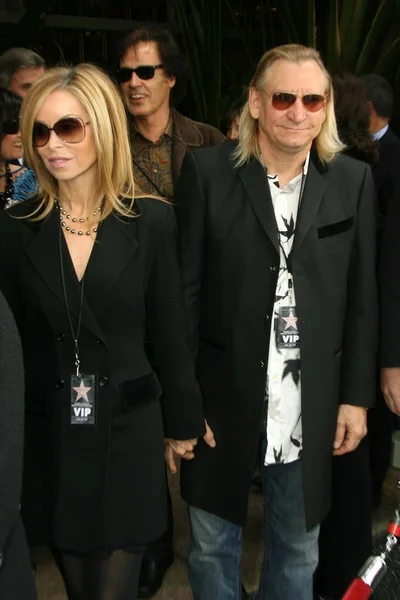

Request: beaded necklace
left=57, top=201, right=102, bottom=235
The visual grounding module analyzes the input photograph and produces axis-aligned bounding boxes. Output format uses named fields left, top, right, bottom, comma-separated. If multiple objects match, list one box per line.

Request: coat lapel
left=293, top=158, right=327, bottom=253
left=26, top=208, right=138, bottom=342
left=238, top=156, right=280, bottom=255
left=83, top=212, right=138, bottom=315
left=26, top=206, right=67, bottom=310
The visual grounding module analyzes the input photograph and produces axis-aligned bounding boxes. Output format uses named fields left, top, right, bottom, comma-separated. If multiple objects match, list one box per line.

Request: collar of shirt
left=266, top=151, right=310, bottom=192
left=372, top=124, right=389, bottom=141
left=131, top=116, right=173, bottom=143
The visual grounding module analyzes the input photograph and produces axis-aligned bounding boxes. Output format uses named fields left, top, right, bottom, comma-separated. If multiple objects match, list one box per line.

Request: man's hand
left=333, top=404, right=367, bottom=456
left=164, top=438, right=197, bottom=473
left=164, top=420, right=217, bottom=473
left=381, top=367, right=400, bottom=416
left=203, top=419, right=216, bottom=448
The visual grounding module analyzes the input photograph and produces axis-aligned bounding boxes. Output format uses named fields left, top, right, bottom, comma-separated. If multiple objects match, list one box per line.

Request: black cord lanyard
left=132, top=158, right=167, bottom=198
left=266, top=164, right=307, bottom=303
left=58, top=226, right=85, bottom=377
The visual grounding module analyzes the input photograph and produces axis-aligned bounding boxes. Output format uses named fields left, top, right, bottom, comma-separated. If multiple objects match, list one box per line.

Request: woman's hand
left=164, top=438, right=197, bottom=473
left=164, top=421, right=217, bottom=473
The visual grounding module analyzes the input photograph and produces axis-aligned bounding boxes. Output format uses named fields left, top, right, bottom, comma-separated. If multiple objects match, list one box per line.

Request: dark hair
left=0, top=47, right=45, bottom=89
left=225, top=95, right=246, bottom=127
left=0, top=86, right=22, bottom=139
left=332, top=71, right=379, bottom=166
left=115, top=22, right=189, bottom=106
left=360, top=73, right=393, bottom=120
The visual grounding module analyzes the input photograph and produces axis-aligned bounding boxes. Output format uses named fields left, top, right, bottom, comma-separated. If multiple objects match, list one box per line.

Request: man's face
left=9, top=66, right=45, bottom=98
left=120, top=41, right=176, bottom=119
left=249, top=58, right=327, bottom=156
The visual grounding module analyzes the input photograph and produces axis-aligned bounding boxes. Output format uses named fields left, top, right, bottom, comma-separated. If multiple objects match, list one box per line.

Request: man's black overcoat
left=176, top=142, right=378, bottom=530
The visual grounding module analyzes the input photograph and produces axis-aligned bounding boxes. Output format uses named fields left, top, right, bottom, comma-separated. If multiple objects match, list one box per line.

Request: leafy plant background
left=2, top=0, right=400, bottom=129
left=175, top=0, right=400, bottom=128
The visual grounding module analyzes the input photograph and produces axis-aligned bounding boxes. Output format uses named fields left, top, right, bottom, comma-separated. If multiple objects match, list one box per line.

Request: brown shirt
left=130, top=120, right=173, bottom=199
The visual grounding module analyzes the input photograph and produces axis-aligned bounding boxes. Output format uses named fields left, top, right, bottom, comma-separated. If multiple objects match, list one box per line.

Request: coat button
left=96, top=338, right=101, bottom=344
left=56, top=333, right=66, bottom=342
left=55, top=379, right=65, bottom=390
left=259, top=361, right=265, bottom=368
left=269, top=265, right=278, bottom=272
left=99, top=376, right=109, bottom=387
left=264, top=314, right=270, bottom=321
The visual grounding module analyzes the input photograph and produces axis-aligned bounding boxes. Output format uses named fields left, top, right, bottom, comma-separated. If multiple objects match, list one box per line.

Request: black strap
left=58, top=225, right=86, bottom=376
left=132, top=159, right=166, bottom=198
left=266, top=164, right=307, bottom=275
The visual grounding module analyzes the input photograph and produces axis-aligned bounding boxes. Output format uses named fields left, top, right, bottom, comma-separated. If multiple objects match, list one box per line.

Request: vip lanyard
left=58, top=226, right=85, bottom=377
left=270, top=166, right=307, bottom=304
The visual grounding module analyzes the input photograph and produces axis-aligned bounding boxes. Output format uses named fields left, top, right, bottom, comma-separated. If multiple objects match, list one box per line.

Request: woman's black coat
left=0, top=198, right=205, bottom=553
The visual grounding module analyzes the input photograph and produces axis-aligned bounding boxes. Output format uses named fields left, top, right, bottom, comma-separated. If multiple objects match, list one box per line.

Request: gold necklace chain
left=57, top=201, right=101, bottom=236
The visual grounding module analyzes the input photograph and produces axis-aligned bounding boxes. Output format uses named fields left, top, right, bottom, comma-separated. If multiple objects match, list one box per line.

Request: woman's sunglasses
left=32, top=116, right=91, bottom=148
left=3, top=119, right=19, bottom=135
left=267, top=92, right=327, bottom=112
left=116, top=64, right=163, bottom=83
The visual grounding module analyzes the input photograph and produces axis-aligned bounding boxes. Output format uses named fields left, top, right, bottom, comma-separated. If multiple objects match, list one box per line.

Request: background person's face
left=120, top=41, right=176, bottom=119
left=249, top=58, right=327, bottom=155
left=227, top=114, right=241, bottom=139
left=1, top=131, right=23, bottom=161
left=9, top=66, right=45, bottom=98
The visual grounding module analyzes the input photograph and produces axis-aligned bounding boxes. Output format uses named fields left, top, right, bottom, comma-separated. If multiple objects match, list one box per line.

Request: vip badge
left=276, top=307, right=300, bottom=349
left=70, top=374, right=97, bottom=425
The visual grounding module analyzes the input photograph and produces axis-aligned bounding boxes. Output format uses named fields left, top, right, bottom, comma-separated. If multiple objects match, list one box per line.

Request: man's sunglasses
left=3, top=119, right=19, bottom=135
left=116, top=64, right=163, bottom=83
left=267, top=92, right=327, bottom=112
left=32, top=116, right=91, bottom=148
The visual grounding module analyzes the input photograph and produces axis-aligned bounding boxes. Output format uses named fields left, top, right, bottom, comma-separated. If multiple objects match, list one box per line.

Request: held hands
left=381, top=367, right=400, bottom=416
left=333, top=404, right=367, bottom=456
left=165, top=420, right=216, bottom=474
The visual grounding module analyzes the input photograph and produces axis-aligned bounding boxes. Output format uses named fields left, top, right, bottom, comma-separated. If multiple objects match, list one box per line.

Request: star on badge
left=73, top=380, right=91, bottom=402
left=282, top=309, right=298, bottom=330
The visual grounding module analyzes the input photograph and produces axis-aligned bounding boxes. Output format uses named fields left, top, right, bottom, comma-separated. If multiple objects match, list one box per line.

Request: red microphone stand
left=342, top=478, right=400, bottom=600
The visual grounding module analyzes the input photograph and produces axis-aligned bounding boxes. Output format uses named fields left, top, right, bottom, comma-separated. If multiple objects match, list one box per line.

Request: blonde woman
left=0, top=64, right=206, bottom=600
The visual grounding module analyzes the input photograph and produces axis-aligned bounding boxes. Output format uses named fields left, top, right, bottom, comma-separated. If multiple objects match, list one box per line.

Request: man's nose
left=129, top=71, right=142, bottom=86
left=287, top=97, right=307, bottom=122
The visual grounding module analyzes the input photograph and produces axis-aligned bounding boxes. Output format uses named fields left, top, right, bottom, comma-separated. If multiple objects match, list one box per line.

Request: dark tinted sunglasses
left=267, top=92, right=327, bottom=112
left=3, top=119, right=19, bottom=135
left=116, top=64, right=163, bottom=83
left=32, top=117, right=91, bottom=148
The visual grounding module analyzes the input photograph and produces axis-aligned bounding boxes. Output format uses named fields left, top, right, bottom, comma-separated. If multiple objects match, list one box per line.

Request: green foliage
left=174, top=0, right=400, bottom=126
left=174, top=0, right=223, bottom=127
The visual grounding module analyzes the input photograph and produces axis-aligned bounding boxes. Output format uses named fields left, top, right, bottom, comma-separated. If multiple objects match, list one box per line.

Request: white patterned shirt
left=263, top=154, right=309, bottom=466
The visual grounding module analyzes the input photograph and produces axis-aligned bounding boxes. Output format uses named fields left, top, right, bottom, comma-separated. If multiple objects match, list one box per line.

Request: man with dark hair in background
left=115, top=23, right=224, bottom=598
left=0, top=48, right=45, bottom=98
left=360, top=73, right=400, bottom=512
left=115, top=23, right=224, bottom=202
left=361, top=73, right=400, bottom=220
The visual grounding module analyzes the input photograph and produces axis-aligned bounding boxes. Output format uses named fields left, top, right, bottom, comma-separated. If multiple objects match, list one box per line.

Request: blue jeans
left=188, top=459, right=319, bottom=600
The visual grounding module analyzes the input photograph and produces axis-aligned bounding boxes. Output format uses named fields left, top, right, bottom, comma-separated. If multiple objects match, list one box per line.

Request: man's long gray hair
left=233, top=44, right=344, bottom=167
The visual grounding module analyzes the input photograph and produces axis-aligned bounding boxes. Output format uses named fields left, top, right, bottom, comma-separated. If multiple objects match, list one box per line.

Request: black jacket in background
left=0, top=291, right=36, bottom=599
left=373, top=127, right=400, bottom=220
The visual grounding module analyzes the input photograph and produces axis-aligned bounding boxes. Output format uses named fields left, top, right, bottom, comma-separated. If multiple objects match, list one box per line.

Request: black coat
left=175, top=142, right=378, bottom=530
left=373, top=127, right=400, bottom=220
left=0, top=291, right=36, bottom=599
left=0, top=198, right=205, bottom=553
left=380, top=182, right=400, bottom=367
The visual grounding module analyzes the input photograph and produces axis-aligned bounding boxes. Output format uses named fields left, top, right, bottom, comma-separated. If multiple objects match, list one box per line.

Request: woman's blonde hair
left=20, top=63, right=137, bottom=222
left=234, top=44, right=345, bottom=167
